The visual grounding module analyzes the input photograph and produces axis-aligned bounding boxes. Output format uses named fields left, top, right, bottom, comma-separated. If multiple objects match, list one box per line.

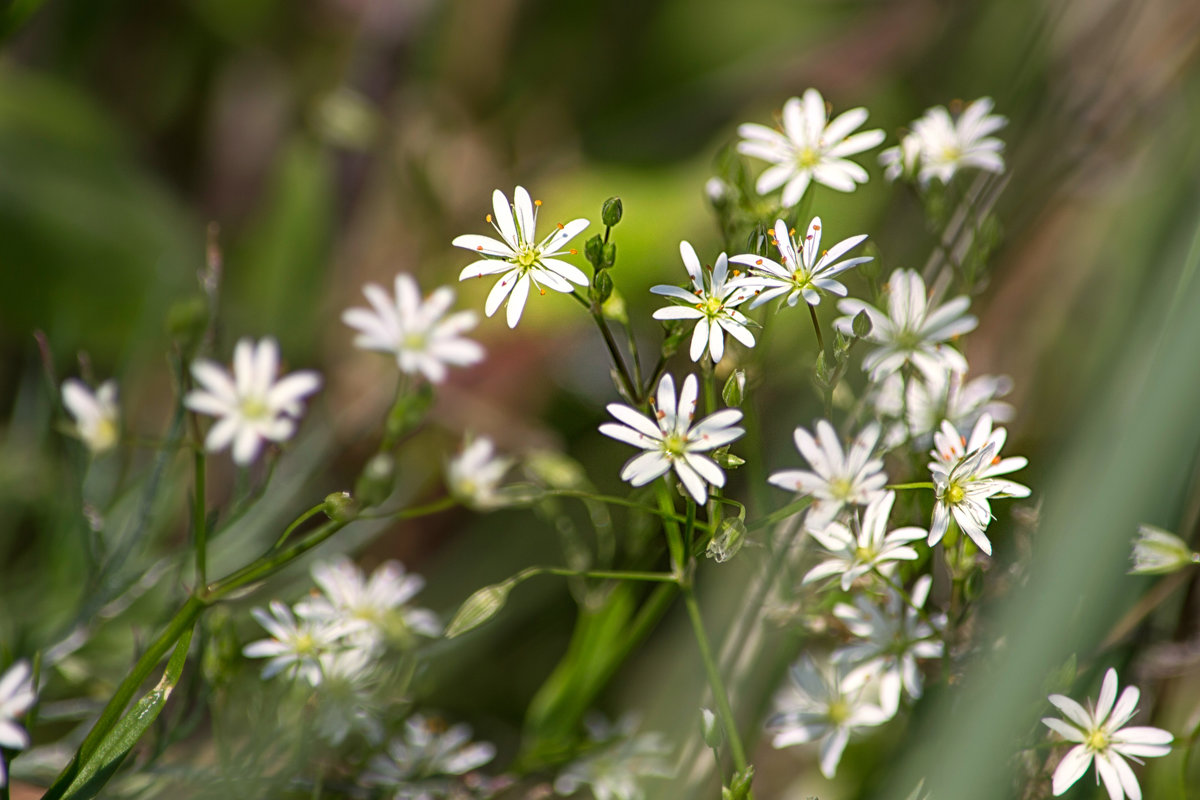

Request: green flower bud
left=387, top=384, right=434, bottom=440
left=722, top=369, right=746, bottom=407
left=601, top=196, right=623, bottom=227
left=852, top=309, right=872, bottom=338
left=445, top=580, right=514, bottom=638
left=1130, top=524, right=1198, bottom=574
left=601, top=242, right=617, bottom=269
left=322, top=491, right=358, bottom=522
left=591, top=269, right=614, bottom=305
left=584, top=234, right=604, bottom=267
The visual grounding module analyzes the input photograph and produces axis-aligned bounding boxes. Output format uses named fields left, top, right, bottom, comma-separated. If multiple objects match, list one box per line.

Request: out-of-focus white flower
left=730, top=217, right=872, bottom=310
left=1042, top=668, right=1173, bottom=800
left=835, top=269, right=977, bottom=382
left=312, top=649, right=384, bottom=746
left=833, top=575, right=944, bottom=717
left=599, top=373, right=744, bottom=505
left=910, top=98, right=1007, bottom=187
left=737, top=88, right=885, bottom=206
left=342, top=274, right=484, bottom=383
left=296, top=557, right=441, bottom=645
left=453, top=187, right=589, bottom=328
left=243, top=600, right=364, bottom=686
left=62, top=378, right=120, bottom=454
left=928, top=443, right=1008, bottom=556
left=446, top=437, right=514, bottom=510
left=875, top=368, right=1014, bottom=445
left=363, top=714, right=497, bottom=796
left=767, top=656, right=890, bottom=779
left=554, top=714, right=673, bottom=800
left=768, top=420, right=887, bottom=527
left=803, top=491, right=926, bottom=590
left=185, top=337, right=322, bottom=465
left=650, top=243, right=755, bottom=364
left=1129, top=525, right=1198, bottom=575
left=0, top=660, right=36, bottom=789
left=879, top=133, right=921, bottom=182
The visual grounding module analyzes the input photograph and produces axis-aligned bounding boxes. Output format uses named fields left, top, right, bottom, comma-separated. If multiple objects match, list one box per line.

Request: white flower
left=768, top=420, right=888, bottom=527
left=363, top=714, right=496, bottom=789
left=599, top=373, right=744, bottom=505
left=453, top=186, right=589, bottom=328
left=446, top=437, right=514, bottom=509
left=803, top=491, right=926, bottom=590
left=729, top=217, right=872, bottom=310
left=312, top=648, right=384, bottom=746
left=554, top=715, right=673, bottom=800
left=650, top=243, right=755, bottom=363
left=62, top=378, right=120, bottom=454
left=737, top=88, right=886, bottom=206
left=929, top=413, right=1030, bottom=496
left=342, top=274, right=484, bottom=383
left=910, top=98, right=1007, bottom=187
left=927, top=443, right=1006, bottom=556
left=875, top=367, right=1014, bottom=444
left=833, top=575, right=944, bottom=717
left=1042, top=668, right=1173, bottom=800
left=185, top=337, right=322, bottom=465
left=0, top=660, right=36, bottom=789
left=835, top=269, right=977, bottom=382
left=243, top=600, right=364, bottom=686
left=767, top=656, right=890, bottom=778
left=880, top=133, right=921, bottom=182
left=296, top=557, right=441, bottom=645
left=1129, top=524, right=1198, bottom=575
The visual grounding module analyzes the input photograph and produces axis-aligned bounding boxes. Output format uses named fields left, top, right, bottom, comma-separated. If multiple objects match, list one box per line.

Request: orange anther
left=476, top=246, right=484, bottom=251
left=991, top=455, right=1002, bottom=465
left=813, top=224, right=820, bottom=230
left=557, top=222, right=564, bottom=230
left=756, top=259, right=763, bottom=265
left=569, top=248, right=578, bottom=255
left=534, top=199, right=542, bottom=206
left=486, top=214, right=493, bottom=223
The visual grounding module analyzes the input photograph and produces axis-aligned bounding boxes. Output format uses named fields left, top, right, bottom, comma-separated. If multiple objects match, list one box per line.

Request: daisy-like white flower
left=875, top=367, right=1014, bottom=444
left=729, top=217, right=872, bottom=310
left=362, top=714, right=496, bottom=793
left=243, top=600, right=364, bottom=686
left=879, top=133, right=921, bottom=183
left=909, top=97, right=1007, bottom=187
left=453, top=186, right=589, bottom=328
left=650, top=243, right=754, bottom=363
left=1042, top=668, right=1173, bottom=800
left=927, top=443, right=1007, bottom=556
left=1129, top=524, right=1198, bottom=575
left=768, top=420, right=888, bottom=527
left=342, top=274, right=484, bottom=383
left=929, top=413, right=1030, bottom=498
left=296, top=557, right=441, bottom=646
left=833, top=575, right=944, bottom=717
left=185, top=337, right=322, bottom=466
left=599, top=373, right=744, bottom=505
left=767, top=656, right=890, bottom=779
left=446, top=437, right=514, bottom=510
left=553, top=714, right=673, bottom=800
left=803, top=491, right=927, bottom=590
left=737, top=88, right=886, bottom=206
left=61, top=378, right=120, bottom=454
left=312, top=648, right=384, bottom=746
left=0, top=660, right=36, bottom=789
left=835, top=269, right=977, bottom=381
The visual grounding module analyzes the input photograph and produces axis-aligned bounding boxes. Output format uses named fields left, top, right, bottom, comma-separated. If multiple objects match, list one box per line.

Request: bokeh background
left=3, top=0, right=1200, bottom=798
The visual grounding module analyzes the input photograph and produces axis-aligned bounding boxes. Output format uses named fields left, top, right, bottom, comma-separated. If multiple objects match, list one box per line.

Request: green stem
left=886, top=482, right=935, bottom=490
left=682, top=583, right=749, bottom=775
left=273, top=502, right=328, bottom=549
left=807, top=303, right=826, bottom=354
left=543, top=488, right=692, bottom=527
left=747, top=496, right=813, bottom=532
left=657, top=483, right=686, bottom=576
left=358, top=495, right=458, bottom=520
left=593, top=309, right=637, bottom=402
left=206, top=520, right=349, bottom=598
left=193, top=449, right=207, bottom=588
left=520, top=565, right=679, bottom=584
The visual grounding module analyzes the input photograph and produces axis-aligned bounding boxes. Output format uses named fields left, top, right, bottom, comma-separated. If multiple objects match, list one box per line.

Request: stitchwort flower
left=243, top=600, right=365, bottom=686
left=453, top=186, right=589, bottom=328
left=185, top=337, right=322, bottom=465
left=930, top=413, right=1030, bottom=497
left=1129, top=524, right=1197, bottom=575
left=296, top=557, right=441, bottom=646
left=730, top=217, right=872, bottom=309
left=769, top=420, right=888, bottom=526
left=61, top=378, right=120, bottom=455
left=446, top=436, right=514, bottom=510
left=554, top=714, right=673, bottom=800
left=0, top=660, right=36, bottom=789
left=910, top=97, right=1007, bottom=186
left=599, top=373, right=744, bottom=505
left=927, top=443, right=1008, bottom=556
left=650, top=242, right=755, bottom=363
left=803, top=491, right=927, bottom=590
left=362, top=714, right=497, bottom=797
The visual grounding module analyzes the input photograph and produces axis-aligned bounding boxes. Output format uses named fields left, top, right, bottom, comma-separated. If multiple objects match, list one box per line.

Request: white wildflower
left=446, top=437, right=514, bottom=510
left=730, top=217, right=872, bottom=310
left=296, top=557, right=441, bottom=645
left=910, top=97, right=1007, bottom=186
left=61, top=378, right=120, bottom=454
left=243, top=600, right=363, bottom=686
left=768, top=420, right=888, bottom=527
left=0, top=660, right=36, bottom=789
left=803, top=491, right=926, bottom=590
left=650, top=243, right=755, bottom=364
left=554, top=714, right=673, bottom=800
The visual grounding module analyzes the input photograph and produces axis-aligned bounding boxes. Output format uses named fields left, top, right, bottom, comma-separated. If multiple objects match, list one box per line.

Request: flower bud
left=584, top=234, right=604, bottom=267
left=322, top=491, right=358, bottom=522
left=591, top=269, right=614, bottom=305
left=354, top=453, right=395, bottom=508
left=601, top=196, right=623, bottom=227
left=445, top=580, right=514, bottom=638
left=1130, top=524, right=1198, bottom=575
left=852, top=309, right=872, bottom=338
left=722, top=369, right=746, bottom=407
left=601, top=242, right=617, bottom=269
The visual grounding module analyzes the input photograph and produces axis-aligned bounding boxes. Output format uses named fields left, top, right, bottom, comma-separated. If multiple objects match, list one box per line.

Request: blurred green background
left=3, top=0, right=1200, bottom=798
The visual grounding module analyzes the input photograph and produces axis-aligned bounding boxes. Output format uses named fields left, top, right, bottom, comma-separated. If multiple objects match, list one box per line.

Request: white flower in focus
left=446, top=437, right=514, bottom=509
left=342, top=274, right=484, bottom=383
left=61, top=378, right=120, bottom=454
left=453, top=187, right=589, bottom=328
left=729, top=217, right=872, bottom=310
left=929, top=414, right=1030, bottom=497
left=803, top=491, right=927, bottom=590
left=243, top=600, right=363, bottom=686
left=737, top=88, right=886, bottom=206
left=554, top=714, right=673, bottom=800
left=833, top=575, right=944, bottom=717
left=768, top=420, right=888, bottom=526
left=650, top=243, right=755, bottom=363
left=185, top=337, right=322, bottom=465
left=1042, top=668, right=1173, bottom=800
left=363, top=714, right=496, bottom=792
left=599, top=373, right=744, bottom=505
left=1129, top=525, right=1197, bottom=575
left=835, top=269, right=977, bottom=381
left=296, top=557, right=441, bottom=644
left=767, top=656, right=889, bottom=779
left=910, top=98, right=1007, bottom=187
left=0, top=660, right=36, bottom=789
left=879, top=133, right=921, bottom=182
left=928, top=443, right=1006, bottom=556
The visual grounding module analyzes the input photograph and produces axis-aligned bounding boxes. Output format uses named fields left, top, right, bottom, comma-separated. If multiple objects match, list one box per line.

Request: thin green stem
left=657, top=483, right=686, bottom=576
left=193, top=449, right=207, bottom=588
left=682, top=584, right=749, bottom=776
left=887, top=482, right=935, bottom=491
left=543, top=488, right=692, bottom=527
left=358, top=495, right=458, bottom=520
left=521, top=565, right=679, bottom=584
left=807, top=303, right=826, bottom=354
left=273, top=502, right=328, bottom=549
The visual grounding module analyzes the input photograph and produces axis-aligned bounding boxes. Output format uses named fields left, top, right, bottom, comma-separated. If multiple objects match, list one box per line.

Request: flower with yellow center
left=768, top=419, right=888, bottom=527
left=909, top=97, right=1007, bottom=187
left=650, top=242, right=756, bottom=364
left=61, top=378, right=120, bottom=455
left=803, top=491, right=927, bottom=591
left=243, top=600, right=366, bottom=686
left=928, top=443, right=1009, bottom=556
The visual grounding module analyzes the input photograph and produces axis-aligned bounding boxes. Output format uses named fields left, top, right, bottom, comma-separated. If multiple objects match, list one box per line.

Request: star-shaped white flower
left=910, top=97, right=1007, bottom=186
left=1128, top=524, right=1198, bottom=575
left=0, top=660, right=36, bottom=789
left=803, top=491, right=927, bottom=590
left=185, top=337, right=322, bottom=465
left=446, top=436, right=514, bottom=510
left=342, top=274, right=484, bottom=383
left=599, top=373, right=744, bottom=505
left=835, top=268, right=977, bottom=381
left=874, top=367, right=1014, bottom=445
left=929, top=413, right=1030, bottom=497
left=296, top=557, right=441, bottom=645
left=243, top=600, right=365, bottom=686
left=730, top=217, right=872, bottom=310
left=362, top=714, right=496, bottom=787
left=928, top=443, right=1008, bottom=556
left=453, top=186, right=589, bottom=328
left=737, top=88, right=885, bottom=207
left=1042, top=668, right=1173, bottom=800
left=651, top=242, right=755, bottom=363
left=61, top=378, right=120, bottom=454
left=768, top=420, right=888, bottom=527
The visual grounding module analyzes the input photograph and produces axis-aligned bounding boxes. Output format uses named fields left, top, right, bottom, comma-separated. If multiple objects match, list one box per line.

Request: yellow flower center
left=827, top=699, right=850, bottom=725
left=941, top=144, right=962, bottom=162
left=703, top=295, right=725, bottom=316
left=402, top=331, right=427, bottom=351
left=1085, top=729, right=1109, bottom=752
left=797, top=146, right=820, bottom=168
left=854, top=545, right=876, bottom=563
left=240, top=396, right=270, bottom=421
left=92, top=418, right=118, bottom=452
left=293, top=632, right=317, bottom=655
left=515, top=247, right=540, bottom=269
left=830, top=477, right=854, bottom=500
left=946, top=483, right=966, bottom=505
left=662, top=432, right=687, bottom=459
